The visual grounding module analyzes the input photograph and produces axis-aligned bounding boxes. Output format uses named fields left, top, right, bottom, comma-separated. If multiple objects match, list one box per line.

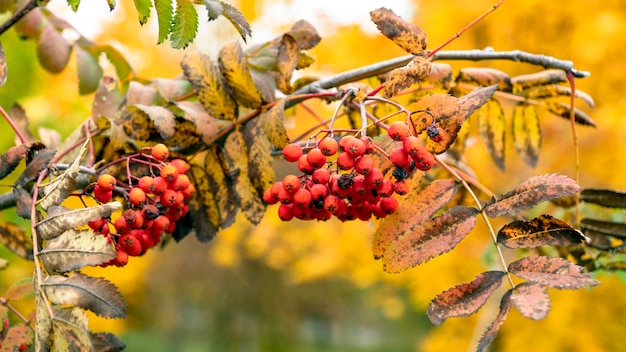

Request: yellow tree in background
left=0, top=1, right=624, bottom=351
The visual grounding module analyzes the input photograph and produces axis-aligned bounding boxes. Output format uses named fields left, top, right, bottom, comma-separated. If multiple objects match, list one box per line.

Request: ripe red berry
left=113, top=249, right=129, bottom=267
left=129, top=187, right=146, bottom=207
left=283, top=143, right=303, bottom=162
left=118, top=233, right=142, bottom=256
left=160, top=164, right=179, bottom=183
left=388, top=121, right=410, bottom=141
left=318, top=138, right=339, bottom=156
left=292, top=188, right=312, bottom=208
left=181, top=183, right=196, bottom=199
left=97, top=174, right=116, bottom=192
left=151, top=215, right=170, bottom=234
left=379, top=179, right=394, bottom=197
left=306, top=148, right=327, bottom=169
left=160, top=189, right=178, bottom=207
left=345, top=138, right=366, bottom=158
left=152, top=176, right=168, bottom=195
left=278, top=203, right=294, bottom=221
left=282, top=174, right=301, bottom=193
left=351, top=176, right=367, bottom=196
left=354, top=156, right=374, bottom=175
left=93, top=185, right=113, bottom=203
left=403, top=135, right=423, bottom=156
left=360, top=136, right=375, bottom=154
left=323, top=195, right=341, bottom=214
left=263, top=188, right=279, bottom=205
left=138, top=176, right=155, bottom=193
left=336, top=152, right=356, bottom=170
left=389, top=147, right=411, bottom=169
left=312, top=168, right=331, bottom=185
left=393, top=180, right=410, bottom=195
left=380, top=197, right=399, bottom=214
left=310, top=183, right=329, bottom=201
left=114, top=216, right=130, bottom=234
left=172, top=174, right=191, bottom=191
left=88, top=217, right=107, bottom=233
left=413, top=150, right=435, bottom=171
left=297, top=155, right=314, bottom=174
left=364, top=167, right=384, bottom=187
left=338, top=135, right=355, bottom=151
left=170, top=158, right=190, bottom=174
left=151, top=143, right=170, bottom=161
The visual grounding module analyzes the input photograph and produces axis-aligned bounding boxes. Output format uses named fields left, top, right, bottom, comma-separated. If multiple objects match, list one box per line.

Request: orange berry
left=160, top=164, right=179, bottom=183
left=129, top=187, right=146, bottom=206
left=160, top=189, right=177, bottom=207
left=170, top=158, right=190, bottom=174
left=93, top=185, right=113, bottom=203
left=306, top=148, right=327, bottom=169
left=282, top=143, right=303, bottom=162
left=97, top=174, right=116, bottom=192
left=151, top=143, right=169, bottom=161
left=388, top=121, right=410, bottom=141
left=118, top=233, right=142, bottom=256
left=138, top=176, right=155, bottom=193
left=318, top=138, right=339, bottom=156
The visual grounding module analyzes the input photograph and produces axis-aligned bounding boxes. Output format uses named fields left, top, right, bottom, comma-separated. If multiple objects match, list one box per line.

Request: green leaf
left=106, top=0, right=116, bottom=10
left=155, top=0, right=174, bottom=44
left=99, top=45, right=134, bottom=81
left=76, top=47, right=103, bottom=95
left=37, top=23, right=72, bottom=73
left=171, top=0, right=198, bottom=49
left=67, top=0, right=80, bottom=11
left=133, top=0, right=153, bottom=25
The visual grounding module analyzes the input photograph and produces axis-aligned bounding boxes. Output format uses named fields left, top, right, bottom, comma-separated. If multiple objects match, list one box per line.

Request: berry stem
left=566, top=70, right=581, bottom=228
left=0, top=298, right=34, bottom=332
left=0, top=105, right=28, bottom=145
left=328, top=88, right=357, bottom=133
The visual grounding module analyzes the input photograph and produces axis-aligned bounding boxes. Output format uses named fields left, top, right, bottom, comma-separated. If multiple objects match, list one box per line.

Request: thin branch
left=0, top=0, right=38, bottom=36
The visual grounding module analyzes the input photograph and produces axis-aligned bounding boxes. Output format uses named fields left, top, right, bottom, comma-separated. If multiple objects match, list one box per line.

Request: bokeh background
left=1, top=0, right=626, bottom=351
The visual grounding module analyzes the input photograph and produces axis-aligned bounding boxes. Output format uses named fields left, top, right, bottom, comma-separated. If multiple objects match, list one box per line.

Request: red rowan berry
left=323, top=195, right=341, bottom=214
left=292, top=188, right=312, bottom=208
left=364, top=167, right=384, bottom=187
left=283, top=143, right=303, bottom=162
left=263, top=188, right=279, bottom=204
left=306, top=148, right=327, bottom=169
left=160, top=189, right=177, bottom=207
left=113, top=250, right=129, bottom=267
left=310, top=183, right=329, bottom=201
left=151, top=215, right=170, bottom=234
left=393, top=180, right=410, bottom=195
left=354, top=156, right=374, bottom=175
left=129, top=187, right=147, bottom=207
left=88, top=217, right=106, bottom=232
left=345, top=138, right=366, bottom=158
left=372, top=204, right=387, bottom=218
left=297, top=155, right=314, bottom=174
left=336, top=152, right=356, bottom=170
left=292, top=206, right=312, bottom=220
left=123, top=209, right=137, bottom=224
left=181, top=183, right=196, bottom=199
left=413, top=150, right=435, bottom=171
left=330, top=176, right=350, bottom=198
left=351, top=176, right=367, bottom=196
left=160, top=164, right=179, bottom=183
left=170, top=158, right=190, bottom=174
left=318, top=138, right=339, bottom=156
left=114, top=216, right=130, bottom=234
left=312, top=168, right=331, bottom=185
left=282, top=174, right=301, bottom=193
left=166, top=220, right=176, bottom=233
left=361, top=136, right=375, bottom=154
left=136, top=230, right=156, bottom=251
left=379, top=179, right=394, bottom=197
left=93, top=185, right=113, bottom=203
left=380, top=196, right=399, bottom=214
left=173, top=174, right=191, bottom=191
left=152, top=176, right=168, bottom=195
left=389, top=147, right=411, bottom=169
left=388, top=121, right=410, bottom=141
left=151, top=143, right=170, bottom=161
left=338, top=135, right=355, bottom=151
left=277, top=187, right=292, bottom=204
left=138, top=176, right=155, bottom=193
left=97, top=174, right=116, bottom=192
left=278, top=203, right=294, bottom=221
left=118, top=233, right=142, bottom=256
left=403, top=135, right=423, bottom=156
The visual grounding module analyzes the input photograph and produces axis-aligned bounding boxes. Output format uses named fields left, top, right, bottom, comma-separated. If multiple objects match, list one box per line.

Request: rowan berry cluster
left=263, top=121, right=436, bottom=222
left=89, top=143, right=195, bottom=267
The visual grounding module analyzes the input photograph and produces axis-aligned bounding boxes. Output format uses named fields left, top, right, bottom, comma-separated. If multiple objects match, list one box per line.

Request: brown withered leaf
left=219, top=1, right=252, bottom=42
left=484, top=174, right=580, bottom=218
left=205, top=146, right=238, bottom=228
left=39, top=138, right=89, bottom=211
left=276, top=34, right=299, bottom=94
left=43, top=273, right=126, bottom=319
left=526, top=85, right=595, bottom=108
left=223, top=127, right=266, bottom=225
left=129, top=104, right=176, bottom=140
left=426, top=271, right=506, bottom=325
left=218, top=41, right=263, bottom=108
left=34, top=280, right=52, bottom=352
left=260, top=99, right=290, bottom=148
left=181, top=50, right=238, bottom=121
left=0, top=42, right=6, bottom=87
left=37, top=24, right=71, bottom=73
left=165, top=119, right=203, bottom=153
left=92, top=76, right=123, bottom=121
left=52, top=307, right=92, bottom=351
left=512, top=103, right=541, bottom=167
left=13, top=187, right=33, bottom=219
left=3, top=324, right=33, bottom=351
left=409, top=94, right=454, bottom=136
left=0, top=144, right=29, bottom=180
left=126, top=80, right=158, bottom=106
left=580, top=218, right=626, bottom=239
left=251, top=69, right=276, bottom=103
left=14, top=149, right=56, bottom=187
left=508, top=255, right=600, bottom=289
left=122, top=106, right=158, bottom=142
left=425, top=85, right=497, bottom=154
left=39, top=229, right=116, bottom=273
left=511, top=69, right=567, bottom=93
left=544, top=101, right=596, bottom=127
left=188, top=164, right=220, bottom=235
left=370, top=7, right=427, bottom=55
left=0, top=222, right=32, bottom=260
left=456, top=67, right=512, bottom=92
left=36, top=202, right=122, bottom=240
left=6, top=277, right=33, bottom=301
left=244, top=118, right=275, bottom=195
left=497, top=214, right=588, bottom=248
left=477, top=289, right=512, bottom=352
left=153, top=78, right=192, bottom=101
left=477, top=98, right=506, bottom=170
left=287, top=19, right=321, bottom=50
left=424, top=63, right=453, bottom=90
left=9, top=104, right=37, bottom=144
left=174, top=101, right=219, bottom=145
left=383, top=206, right=478, bottom=273
left=510, top=282, right=550, bottom=320
left=580, top=189, right=626, bottom=208
left=384, top=56, right=432, bottom=97
left=91, top=332, right=126, bottom=352
left=373, top=178, right=458, bottom=259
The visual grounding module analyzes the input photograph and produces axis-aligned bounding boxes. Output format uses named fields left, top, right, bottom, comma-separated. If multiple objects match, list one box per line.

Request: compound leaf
left=215, top=0, right=251, bottom=42
left=384, top=56, right=432, bottom=97
left=477, top=289, right=512, bottom=352
left=129, top=104, right=176, bottom=140
left=39, top=229, right=116, bottom=273
left=383, top=206, right=478, bottom=273
left=477, top=98, right=506, bottom=170
left=580, top=218, right=626, bottom=239
left=34, top=282, right=52, bottom=352
left=155, top=0, right=174, bottom=44
left=218, top=41, right=263, bottom=108
left=154, top=78, right=192, bottom=101
left=526, top=85, right=595, bottom=108
left=181, top=50, right=238, bottom=120
left=288, top=19, right=321, bottom=50
left=14, top=149, right=56, bottom=187
left=497, top=215, right=589, bottom=248
left=512, top=103, right=541, bottom=167
left=544, top=101, right=596, bottom=127
left=13, top=187, right=32, bottom=219
left=36, top=202, right=122, bottom=240
left=37, top=24, right=71, bottom=73
left=373, top=179, right=458, bottom=259
left=52, top=307, right=92, bottom=351
left=187, top=164, right=220, bottom=241
left=76, top=46, right=103, bottom=95
left=6, top=278, right=33, bottom=302
left=205, top=146, right=238, bottom=228
left=170, top=0, right=198, bottom=49
left=511, top=282, right=550, bottom=320
left=370, top=7, right=427, bottom=55
left=484, top=174, right=580, bottom=218
left=508, top=255, right=600, bottom=289
left=91, top=332, right=126, bottom=352
left=427, top=271, right=506, bottom=325
left=43, top=273, right=125, bottom=319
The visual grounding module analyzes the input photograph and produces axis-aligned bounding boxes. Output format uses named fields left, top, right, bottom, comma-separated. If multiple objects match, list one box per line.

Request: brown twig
left=0, top=0, right=38, bottom=36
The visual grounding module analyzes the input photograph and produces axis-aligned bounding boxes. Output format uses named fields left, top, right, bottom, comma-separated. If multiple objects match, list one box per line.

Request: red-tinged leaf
left=484, top=174, right=580, bottom=218
left=126, top=81, right=158, bottom=106
left=0, top=144, right=28, bottom=180
left=477, top=289, right=512, bottom=352
left=154, top=78, right=192, bottom=101
left=370, top=7, right=427, bottom=55
left=580, top=218, right=626, bottom=239
left=384, top=56, right=432, bottom=97
left=174, top=101, right=219, bottom=145
left=426, top=271, right=506, bottom=325
left=276, top=34, right=299, bottom=94
left=511, top=282, right=550, bottom=320
left=2, top=324, right=33, bottom=351
left=14, top=149, right=56, bottom=187
left=37, top=24, right=71, bottom=73
left=512, top=103, right=541, bottom=167
left=92, top=76, right=123, bottom=120
left=456, top=67, right=512, bottom=92
left=511, top=69, right=567, bottom=93
left=477, top=98, right=506, bottom=170
left=544, top=100, right=596, bottom=127
left=372, top=179, right=458, bottom=259
left=91, top=332, right=126, bottom=352
left=251, top=69, right=276, bottom=103
left=9, top=104, right=37, bottom=144
left=580, top=189, right=626, bottom=208
left=13, top=187, right=32, bottom=219
left=382, top=206, right=478, bottom=273
left=497, top=214, right=588, bottom=248
left=508, top=255, right=600, bottom=289
left=6, top=277, right=33, bottom=301
left=425, top=63, right=453, bottom=89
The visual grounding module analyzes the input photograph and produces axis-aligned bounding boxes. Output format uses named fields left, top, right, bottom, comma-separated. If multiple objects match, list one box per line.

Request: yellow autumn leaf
left=218, top=41, right=263, bottom=108
left=477, top=98, right=506, bottom=170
